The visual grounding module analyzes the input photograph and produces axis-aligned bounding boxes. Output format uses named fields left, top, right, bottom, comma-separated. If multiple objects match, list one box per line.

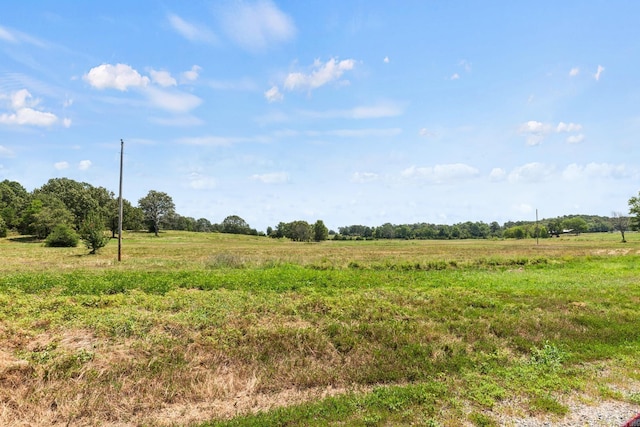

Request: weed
left=530, top=341, right=567, bottom=371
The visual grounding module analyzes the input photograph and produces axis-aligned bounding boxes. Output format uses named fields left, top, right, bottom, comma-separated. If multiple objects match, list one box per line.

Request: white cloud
left=489, top=167, right=506, bottom=181
left=218, top=0, right=296, bottom=51
left=78, top=160, right=92, bottom=170
left=401, top=163, right=479, bottom=183
left=594, top=65, right=605, bottom=81
left=188, top=172, right=217, bottom=189
left=149, top=69, right=177, bottom=87
left=63, top=118, right=72, bottom=128
left=181, top=65, right=202, bottom=82
left=459, top=59, right=472, bottom=72
left=450, top=73, right=460, bottom=80
left=519, top=121, right=585, bottom=145
left=569, top=67, right=580, bottom=77
left=566, top=134, right=585, bottom=144
left=250, top=172, right=289, bottom=184
left=84, top=63, right=149, bottom=91
left=556, top=122, right=582, bottom=132
left=1, top=107, right=58, bottom=127
left=168, top=14, right=217, bottom=44
left=352, top=172, right=378, bottom=183
left=508, top=162, right=554, bottom=183
left=519, top=120, right=552, bottom=146
left=284, top=58, right=356, bottom=92
left=11, top=88, right=34, bottom=109
left=383, top=56, right=390, bottom=63
left=144, top=86, right=202, bottom=113
left=264, top=86, right=283, bottom=103
left=54, top=161, right=69, bottom=170
left=0, top=89, right=59, bottom=127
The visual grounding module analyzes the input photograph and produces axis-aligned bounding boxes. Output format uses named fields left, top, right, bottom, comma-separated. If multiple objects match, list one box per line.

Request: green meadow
left=0, top=231, right=639, bottom=426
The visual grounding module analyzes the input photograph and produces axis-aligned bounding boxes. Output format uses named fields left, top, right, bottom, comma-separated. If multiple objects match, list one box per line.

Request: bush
left=80, top=212, right=109, bottom=254
left=45, top=224, right=79, bottom=247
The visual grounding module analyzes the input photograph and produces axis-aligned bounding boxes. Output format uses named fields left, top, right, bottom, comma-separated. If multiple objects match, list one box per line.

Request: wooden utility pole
left=118, top=139, right=124, bottom=261
left=535, top=208, right=539, bottom=246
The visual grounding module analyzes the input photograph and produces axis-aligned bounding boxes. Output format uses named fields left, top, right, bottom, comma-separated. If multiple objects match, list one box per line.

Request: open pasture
left=0, top=232, right=639, bottom=426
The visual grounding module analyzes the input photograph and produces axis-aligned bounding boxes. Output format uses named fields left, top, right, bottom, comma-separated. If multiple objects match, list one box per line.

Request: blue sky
left=1, top=1, right=638, bottom=232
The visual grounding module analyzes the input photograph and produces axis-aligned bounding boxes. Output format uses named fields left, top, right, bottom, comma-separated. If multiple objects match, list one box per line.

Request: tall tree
left=138, top=190, right=175, bottom=236
left=313, top=220, right=328, bottom=241
left=221, top=215, right=251, bottom=234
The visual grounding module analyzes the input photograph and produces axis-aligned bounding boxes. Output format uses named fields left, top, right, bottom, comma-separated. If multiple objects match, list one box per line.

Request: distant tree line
left=2, top=178, right=640, bottom=244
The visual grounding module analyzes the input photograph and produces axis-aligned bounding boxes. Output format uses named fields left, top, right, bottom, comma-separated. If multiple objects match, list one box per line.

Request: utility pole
left=536, top=209, right=540, bottom=246
left=118, top=139, right=124, bottom=261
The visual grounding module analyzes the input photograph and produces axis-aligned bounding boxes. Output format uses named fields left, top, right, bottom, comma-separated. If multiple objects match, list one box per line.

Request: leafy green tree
left=80, top=212, right=109, bottom=254
left=287, top=220, right=312, bottom=242
left=221, top=215, right=251, bottom=234
left=0, top=216, right=7, bottom=238
left=138, top=190, right=175, bottom=236
left=629, top=192, right=640, bottom=231
left=0, top=180, right=30, bottom=230
left=313, top=220, right=328, bottom=241
left=196, top=218, right=213, bottom=232
left=36, top=178, right=114, bottom=229
left=561, top=217, right=588, bottom=235
left=45, top=224, right=79, bottom=247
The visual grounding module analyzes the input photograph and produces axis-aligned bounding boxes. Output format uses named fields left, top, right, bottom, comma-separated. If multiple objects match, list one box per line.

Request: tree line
left=0, top=179, right=261, bottom=250
left=2, top=178, right=639, bottom=245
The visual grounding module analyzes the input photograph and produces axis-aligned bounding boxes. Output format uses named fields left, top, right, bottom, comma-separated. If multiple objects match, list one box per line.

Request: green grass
left=0, top=231, right=639, bottom=426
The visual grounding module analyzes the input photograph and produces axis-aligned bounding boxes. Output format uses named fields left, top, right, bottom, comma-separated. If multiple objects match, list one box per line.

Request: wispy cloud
left=0, top=145, right=14, bottom=157
left=167, top=14, right=217, bottom=44
left=149, top=69, right=177, bottom=87
left=188, top=172, right=217, bottom=189
left=250, top=171, right=289, bottom=184
left=300, top=102, right=403, bottom=119
left=401, top=163, right=480, bottom=184
left=562, top=162, right=633, bottom=180
left=508, top=162, right=554, bottom=183
left=352, top=172, right=379, bottom=183
left=264, top=86, right=283, bottom=103
left=569, top=67, right=580, bottom=77
left=217, top=0, right=296, bottom=51
left=594, top=65, right=605, bottom=81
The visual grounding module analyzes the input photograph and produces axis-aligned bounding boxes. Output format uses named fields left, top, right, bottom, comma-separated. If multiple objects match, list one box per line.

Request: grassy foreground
left=0, top=232, right=639, bottom=426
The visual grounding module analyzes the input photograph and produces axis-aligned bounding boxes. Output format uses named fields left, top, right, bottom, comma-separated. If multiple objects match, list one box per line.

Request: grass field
left=0, top=231, right=639, bottom=426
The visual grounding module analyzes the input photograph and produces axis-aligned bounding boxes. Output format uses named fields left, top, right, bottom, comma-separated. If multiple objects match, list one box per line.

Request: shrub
left=80, top=212, right=109, bottom=254
left=45, top=224, right=79, bottom=247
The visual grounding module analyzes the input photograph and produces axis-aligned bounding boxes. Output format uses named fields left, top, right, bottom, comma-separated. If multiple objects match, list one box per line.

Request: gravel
left=498, top=400, right=640, bottom=427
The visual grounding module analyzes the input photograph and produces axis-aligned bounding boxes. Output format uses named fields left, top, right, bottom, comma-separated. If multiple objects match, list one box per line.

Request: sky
left=1, top=1, right=639, bottom=232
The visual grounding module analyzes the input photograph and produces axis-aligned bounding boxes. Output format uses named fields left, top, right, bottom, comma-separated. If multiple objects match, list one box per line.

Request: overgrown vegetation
left=0, top=231, right=638, bottom=426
